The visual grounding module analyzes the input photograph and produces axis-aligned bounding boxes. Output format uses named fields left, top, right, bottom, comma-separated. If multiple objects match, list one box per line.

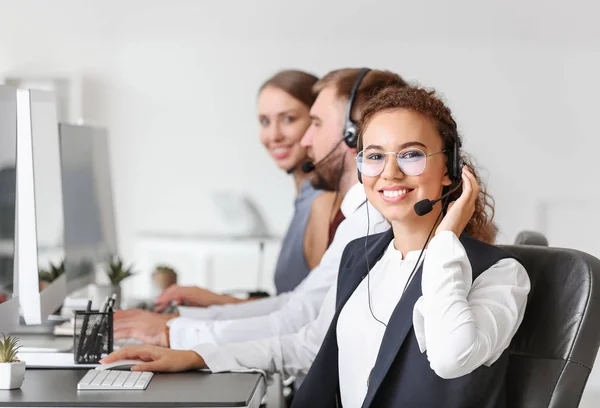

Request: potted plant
left=38, top=260, right=65, bottom=291
left=91, top=256, right=135, bottom=309
left=151, top=265, right=178, bottom=297
left=0, top=334, right=25, bottom=390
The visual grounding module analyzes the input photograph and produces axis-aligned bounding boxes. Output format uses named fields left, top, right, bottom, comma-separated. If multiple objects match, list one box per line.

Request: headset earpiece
left=452, top=141, right=460, bottom=181
left=447, top=136, right=462, bottom=182
left=344, top=124, right=358, bottom=148
left=344, top=68, right=370, bottom=149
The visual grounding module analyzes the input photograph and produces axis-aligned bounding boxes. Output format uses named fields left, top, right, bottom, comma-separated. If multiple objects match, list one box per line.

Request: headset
left=343, top=68, right=371, bottom=149
left=301, top=67, right=371, bottom=173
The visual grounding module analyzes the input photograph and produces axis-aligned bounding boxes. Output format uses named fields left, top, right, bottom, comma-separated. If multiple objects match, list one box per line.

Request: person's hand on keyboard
left=100, top=345, right=206, bottom=372
left=153, top=285, right=244, bottom=312
left=113, top=311, right=173, bottom=347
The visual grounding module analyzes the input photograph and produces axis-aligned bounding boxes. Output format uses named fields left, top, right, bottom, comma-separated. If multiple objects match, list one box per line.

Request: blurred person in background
left=114, top=70, right=343, bottom=335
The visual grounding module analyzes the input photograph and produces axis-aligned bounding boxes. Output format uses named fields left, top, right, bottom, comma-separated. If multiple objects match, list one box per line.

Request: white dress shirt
left=176, top=293, right=294, bottom=321
left=193, top=280, right=338, bottom=377
left=169, top=183, right=390, bottom=350
left=337, top=231, right=530, bottom=408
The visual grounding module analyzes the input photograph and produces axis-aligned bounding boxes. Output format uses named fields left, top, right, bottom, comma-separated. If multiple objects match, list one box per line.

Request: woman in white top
left=288, top=85, right=531, bottom=407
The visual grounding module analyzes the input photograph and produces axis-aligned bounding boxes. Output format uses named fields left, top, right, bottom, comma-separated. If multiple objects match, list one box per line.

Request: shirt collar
left=341, top=183, right=367, bottom=218
left=385, top=239, right=427, bottom=261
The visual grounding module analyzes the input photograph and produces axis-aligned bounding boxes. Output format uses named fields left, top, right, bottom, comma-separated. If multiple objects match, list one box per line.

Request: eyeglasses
left=356, top=148, right=447, bottom=177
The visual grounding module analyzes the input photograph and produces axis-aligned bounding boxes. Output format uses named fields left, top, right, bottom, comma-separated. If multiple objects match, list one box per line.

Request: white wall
left=2, top=0, right=600, bottom=397
left=1, top=0, right=599, bottom=262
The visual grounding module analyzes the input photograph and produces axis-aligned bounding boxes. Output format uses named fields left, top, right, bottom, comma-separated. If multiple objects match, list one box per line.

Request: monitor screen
left=0, top=85, right=19, bottom=334
left=30, top=91, right=65, bottom=281
left=59, top=124, right=118, bottom=291
left=0, top=87, right=17, bottom=300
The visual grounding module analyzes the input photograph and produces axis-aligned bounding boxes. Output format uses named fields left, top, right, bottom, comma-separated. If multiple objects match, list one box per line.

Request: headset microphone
left=413, top=180, right=463, bottom=216
left=301, top=162, right=315, bottom=173
left=286, top=165, right=298, bottom=174
left=301, top=138, right=346, bottom=173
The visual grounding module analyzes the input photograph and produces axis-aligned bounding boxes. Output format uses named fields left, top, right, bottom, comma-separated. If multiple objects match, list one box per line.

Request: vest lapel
left=361, top=262, right=425, bottom=408
left=336, top=229, right=394, bottom=311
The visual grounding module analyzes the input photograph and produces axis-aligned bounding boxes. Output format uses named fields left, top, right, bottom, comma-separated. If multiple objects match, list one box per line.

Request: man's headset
left=301, top=68, right=371, bottom=173
left=342, top=68, right=371, bottom=149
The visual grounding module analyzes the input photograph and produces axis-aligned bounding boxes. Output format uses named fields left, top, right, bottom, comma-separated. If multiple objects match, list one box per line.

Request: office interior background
left=1, top=0, right=599, bottom=404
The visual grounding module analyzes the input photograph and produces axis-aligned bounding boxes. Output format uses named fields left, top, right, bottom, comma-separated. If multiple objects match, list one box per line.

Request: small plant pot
left=90, top=284, right=121, bottom=310
left=39, top=280, right=51, bottom=292
left=152, top=270, right=177, bottom=292
left=0, top=361, right=26, bottom=389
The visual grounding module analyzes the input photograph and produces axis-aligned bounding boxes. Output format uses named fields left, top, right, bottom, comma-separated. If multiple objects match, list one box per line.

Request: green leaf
left=105, top=256, right=136, bottom=285
left=0, top=333, right=21, bottom=363
left=39, top=260, right=66, bottom=283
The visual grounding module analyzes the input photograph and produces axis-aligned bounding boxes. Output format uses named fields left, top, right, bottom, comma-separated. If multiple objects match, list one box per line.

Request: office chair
left=514, top=230, right=549, bottom=246
left=501, top=245, right=600, bottom=407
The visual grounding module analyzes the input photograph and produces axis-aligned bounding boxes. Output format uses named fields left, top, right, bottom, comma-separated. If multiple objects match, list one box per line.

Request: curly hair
left=358, top=86, right=498, bottom=244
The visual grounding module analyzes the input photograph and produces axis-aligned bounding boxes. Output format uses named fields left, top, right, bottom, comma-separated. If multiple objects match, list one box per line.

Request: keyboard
left=77, top=369, right=153, bottom=390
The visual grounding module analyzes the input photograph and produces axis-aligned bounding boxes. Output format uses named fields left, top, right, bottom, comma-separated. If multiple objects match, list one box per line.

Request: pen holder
left=73, top=310, right=114, bottom=364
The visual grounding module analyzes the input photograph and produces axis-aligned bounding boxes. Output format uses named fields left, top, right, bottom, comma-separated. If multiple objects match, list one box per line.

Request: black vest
left=292, top=229, right=514, bottom=408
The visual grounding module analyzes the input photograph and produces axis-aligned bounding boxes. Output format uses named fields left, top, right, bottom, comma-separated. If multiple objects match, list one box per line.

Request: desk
left=0, top=369, right=265, bottom=407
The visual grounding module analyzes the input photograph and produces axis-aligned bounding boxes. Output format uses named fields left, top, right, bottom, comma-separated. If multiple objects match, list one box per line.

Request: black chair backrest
left=501, top=245, right=600, bottom=407
left=515, top=230, right=549, bottom=246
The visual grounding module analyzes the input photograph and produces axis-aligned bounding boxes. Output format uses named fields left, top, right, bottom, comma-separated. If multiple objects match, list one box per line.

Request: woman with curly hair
left=289, top=85, right=531, bottom=407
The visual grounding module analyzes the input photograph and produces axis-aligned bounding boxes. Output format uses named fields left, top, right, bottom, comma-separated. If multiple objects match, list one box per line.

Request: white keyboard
left=77, top=369, right=153, bottom=390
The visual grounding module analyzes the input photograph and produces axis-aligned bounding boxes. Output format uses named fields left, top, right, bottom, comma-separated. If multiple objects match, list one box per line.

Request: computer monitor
left=59, top=124, right=119, bottom=293
left=0, top=85, right=19, bottom=334
left=16, top=89, right=66, bottom=324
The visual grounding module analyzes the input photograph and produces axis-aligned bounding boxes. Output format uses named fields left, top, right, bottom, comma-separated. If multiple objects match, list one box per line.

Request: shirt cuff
left=178, top=305, right=215, bottom=320
left=192, top=343, right=240, bottom=373
left=192, top=343, right=270, bottom=383
left=168, top=317, right=217, bottom=350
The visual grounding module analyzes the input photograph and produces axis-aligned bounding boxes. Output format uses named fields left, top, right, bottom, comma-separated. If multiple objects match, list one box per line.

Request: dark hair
left=313, top=68, right=407, bottom=121
left=358, top=85, right=498, bottom=244
left=259, top=70, right=319, bottom=108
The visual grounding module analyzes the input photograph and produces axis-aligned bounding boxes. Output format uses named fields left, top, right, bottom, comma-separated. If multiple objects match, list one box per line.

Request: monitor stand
left=12, top=333, right=74, bottom=353
left=12, top=316, right=63, bottom=335
left=11, top=317, right=74, bottom=353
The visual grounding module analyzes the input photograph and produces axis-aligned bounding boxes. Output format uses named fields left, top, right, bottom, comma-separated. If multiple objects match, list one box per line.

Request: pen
left=76, top=300, right=92, bottom=363
left=107, top=293, right=118, bottom=313
left=89, top=296, right=111, bottom=358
